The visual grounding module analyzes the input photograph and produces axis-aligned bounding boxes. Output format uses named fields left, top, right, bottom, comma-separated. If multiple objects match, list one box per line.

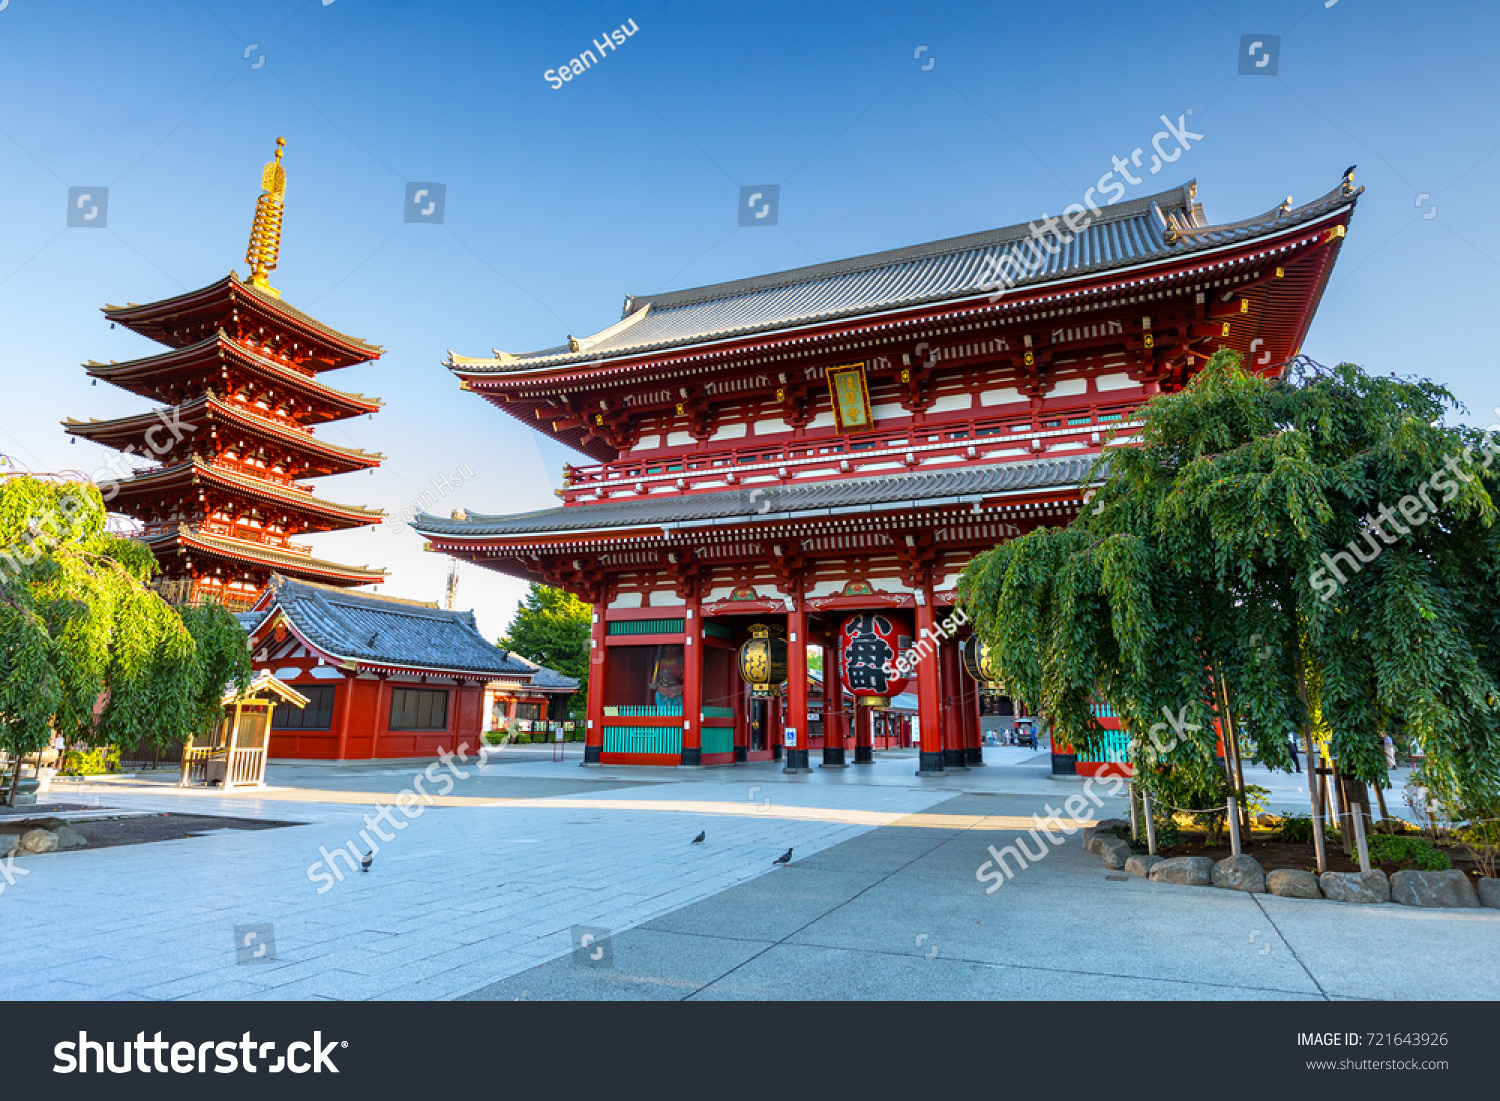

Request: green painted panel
left=603, top=725, right=682, bottom=755
left=1077, top=731, right=1130, bottom=763
left=701, top=706, right=734, bottom=718
left=611, top=702, right=683, bottom=716
left=607, top=619, right=685, bottom=636
left=704, top=622, right=734, bottom=640
left=701, top=728, right=734, bottom=756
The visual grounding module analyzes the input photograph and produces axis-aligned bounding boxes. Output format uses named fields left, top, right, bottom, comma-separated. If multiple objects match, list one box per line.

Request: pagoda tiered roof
left=103, top=273, right=383, bottom=370
left=63, top=393, right=384, bottom=478
left=146, top=528, right=387, bottom=587
left=83, top=331, right=382, bottom=423
left=111, top=456, right=385, bottom=531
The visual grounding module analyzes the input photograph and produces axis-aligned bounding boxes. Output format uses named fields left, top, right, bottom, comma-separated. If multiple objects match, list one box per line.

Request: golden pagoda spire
left=245, top=136, right=287, bottom=298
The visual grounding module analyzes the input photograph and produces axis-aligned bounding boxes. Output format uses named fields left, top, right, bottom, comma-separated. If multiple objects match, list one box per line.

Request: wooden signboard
left=826, top=363, right=874, bottom=433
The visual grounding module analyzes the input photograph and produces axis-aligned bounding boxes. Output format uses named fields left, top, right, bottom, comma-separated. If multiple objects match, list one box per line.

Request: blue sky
left=1, top=0, right=1496, bottom=637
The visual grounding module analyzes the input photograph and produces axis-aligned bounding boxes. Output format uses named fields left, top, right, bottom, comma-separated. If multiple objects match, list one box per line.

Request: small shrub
left=483, top=730, right=505, bottom=746
left=1274, top=814, right=1315, bottom=844
left=61, top=745, right=121, bottom=776
left=1367, top=833, right=1450, bottom=871
left=1273, top=814, right=1345, bottom=845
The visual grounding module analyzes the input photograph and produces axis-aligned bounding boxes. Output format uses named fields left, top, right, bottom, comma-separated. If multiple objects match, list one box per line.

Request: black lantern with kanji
left=838, top=612, right=911, bottom=707
left=961, top=635, right=1004, bottom=697
left=738, top=623, right=788, bottom=697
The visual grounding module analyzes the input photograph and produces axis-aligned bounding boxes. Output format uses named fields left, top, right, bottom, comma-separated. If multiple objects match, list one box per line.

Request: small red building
left=239, top=575, right=572, bottom=759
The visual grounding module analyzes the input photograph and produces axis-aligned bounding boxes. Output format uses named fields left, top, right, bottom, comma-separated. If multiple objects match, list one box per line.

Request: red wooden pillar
left=853, top=703, right=873, bottom=762
left=820, top=631, right=845, bottom=767
left=960, top=649, right=985, bottom=766
left=681, top=598, right=703, bottom=767
left=784, top=600, right=810, bottom=772
left=732, top=675, right=748, bottom=763
left=333, top=670, right=355, bottom=760
left=373, top=674, right=391, bottom=760
left=583, top=602, right=607, bottom=766
left=915, top=593, right=944, bottom=775
left=939, top=634, right=967, bottom=771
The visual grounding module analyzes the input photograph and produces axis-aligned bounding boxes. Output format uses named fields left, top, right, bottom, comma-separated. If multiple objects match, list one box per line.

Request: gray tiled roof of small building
left=413, top=454, right=1097, bottom=538
left=259, top=575, right=536, bottom=676
left=502, top=651, right=581, bottom=689
left=451, top=179, right=1356, bottom=373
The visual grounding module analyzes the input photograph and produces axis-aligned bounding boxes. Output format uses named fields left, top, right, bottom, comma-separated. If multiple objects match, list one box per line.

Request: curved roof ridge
left=630, top=181, right=1198, bottom=315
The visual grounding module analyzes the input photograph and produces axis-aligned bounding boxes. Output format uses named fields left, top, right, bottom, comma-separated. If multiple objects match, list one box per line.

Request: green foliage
left=1439, top=790, right=1500, bottom=878
left=59, top=744, right=120, bottom=775
left=0, top=476, right=249, bottom=757
left=1274, top=814, right=1317, bottom=844
left=957, top=351, right=1500, bottom=813
left=1366, top=833, right=1451, bottom=870
left=498, top=582, right=590, bottom=717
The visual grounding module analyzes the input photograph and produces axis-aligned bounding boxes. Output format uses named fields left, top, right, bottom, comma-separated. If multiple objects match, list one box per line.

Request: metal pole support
left=1129, top=781, right=1139, bottom=842
left=1228, top=796, right=1241, bottom=856
left=1143, top=789, right=1157, bottom=856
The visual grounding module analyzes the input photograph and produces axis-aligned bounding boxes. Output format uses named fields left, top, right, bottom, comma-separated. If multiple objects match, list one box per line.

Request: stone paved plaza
left=4, top=748, right=1496, bottom=1001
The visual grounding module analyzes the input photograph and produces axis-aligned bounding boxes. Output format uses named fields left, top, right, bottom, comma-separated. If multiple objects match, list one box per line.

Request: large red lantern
left=838, top=612, right=912, bottom=707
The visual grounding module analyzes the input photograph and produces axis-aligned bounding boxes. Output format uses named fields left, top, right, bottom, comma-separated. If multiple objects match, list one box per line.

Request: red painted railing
left=559, top=402, right=1142, bottom=504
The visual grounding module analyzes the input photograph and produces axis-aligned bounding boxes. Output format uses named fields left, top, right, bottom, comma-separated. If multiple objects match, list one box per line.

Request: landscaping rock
left=18, top=828, right=58, bottom=854
left=1149, top=856, right=1215, bottom=886
left=1254, top=813, right=1279, bottom=827
left=1212, top=854, right=1267, bottom=893
left=1478, top=878, right=1500, bottom=910
left=1267, top=869, right=1322, bottom=899
left=0, top=831, right=20, bottom=858
left=1125, top=854, right=1163, bottom=878
left=1319, top=869, right=1390, bottom=904
left=1096, top=836, right=1132, bottom=870
left=1084, top=834, right=1106, bottom=855
left=1390, top=869, right=1479, bottom=909
left=52, top=824, right=87, bottom=851
left=1081, top=818, right=1129, bottom=849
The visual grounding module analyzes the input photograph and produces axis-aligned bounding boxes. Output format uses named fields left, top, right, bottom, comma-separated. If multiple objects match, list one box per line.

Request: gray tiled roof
left=413, top=455, right=1097, bottom=539
left=254, top=575, right=538, bottom=677
left=450, top=179, right=1357, bottom=374
left=502, top=652, right=580, bottom=690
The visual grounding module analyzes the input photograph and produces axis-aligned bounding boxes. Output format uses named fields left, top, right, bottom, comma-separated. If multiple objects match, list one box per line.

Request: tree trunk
left=1295, top=665, right=1328, bottom=874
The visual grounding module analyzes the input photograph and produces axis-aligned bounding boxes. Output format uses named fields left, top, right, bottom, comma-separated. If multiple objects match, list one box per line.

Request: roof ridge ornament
left=245, top=137, right=288, bottom=298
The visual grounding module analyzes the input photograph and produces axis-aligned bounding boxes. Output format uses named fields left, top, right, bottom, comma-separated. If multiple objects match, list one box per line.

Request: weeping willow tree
left=957, top=351, right=1500, bottom=815
left=0, top=476, right=250, bottom=760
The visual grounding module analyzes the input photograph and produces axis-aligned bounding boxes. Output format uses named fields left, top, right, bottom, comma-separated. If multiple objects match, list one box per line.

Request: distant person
left=1384, top=733, right=1397, bottom=769
left=1287, top=733, right=1301, bottom=774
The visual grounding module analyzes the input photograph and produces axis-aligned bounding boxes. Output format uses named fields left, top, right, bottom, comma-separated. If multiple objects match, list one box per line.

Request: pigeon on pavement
left=360, top=851, right=374, bottom=873
left=773, top=848, right=793, bottom=865
left=692, top=831, right=706, bottom=844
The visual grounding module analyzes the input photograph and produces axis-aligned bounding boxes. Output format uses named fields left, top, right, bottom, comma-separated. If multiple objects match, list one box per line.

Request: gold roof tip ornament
left=245, top=136, right=287, bottom=298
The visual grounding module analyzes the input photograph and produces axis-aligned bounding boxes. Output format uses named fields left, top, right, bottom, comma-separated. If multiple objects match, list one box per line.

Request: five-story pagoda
left=64, top=138, right=387, bottom=609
